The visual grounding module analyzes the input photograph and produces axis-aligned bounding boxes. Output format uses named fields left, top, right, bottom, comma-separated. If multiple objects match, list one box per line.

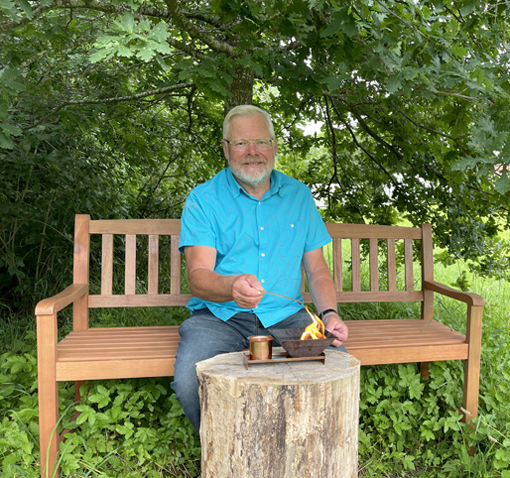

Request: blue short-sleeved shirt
left=179, top=167, right=331, bottom=327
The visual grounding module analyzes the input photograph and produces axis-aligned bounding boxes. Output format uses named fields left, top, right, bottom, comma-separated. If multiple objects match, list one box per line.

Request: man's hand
left=323, top=314, right=348, bottom=347
left=231, top=274, right=265, bottom=309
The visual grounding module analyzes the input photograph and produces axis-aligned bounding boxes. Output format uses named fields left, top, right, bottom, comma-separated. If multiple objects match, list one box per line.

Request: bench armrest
left=423, top=280, right=485, bottom=307
left=35, top=284, right=88, bottom=316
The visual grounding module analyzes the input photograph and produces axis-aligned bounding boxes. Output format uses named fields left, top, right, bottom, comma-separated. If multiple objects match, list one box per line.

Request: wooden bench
left=36, top=214, right=485, bottom=477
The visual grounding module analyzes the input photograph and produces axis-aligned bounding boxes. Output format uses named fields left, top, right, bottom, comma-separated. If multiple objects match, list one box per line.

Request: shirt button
left=261, top=253, right=265, bottom=257
left=260, top=226, right=264, bottom=231
left=291, top=224, right=294, bottom=227
left=261, top=279, right=265, bottom=283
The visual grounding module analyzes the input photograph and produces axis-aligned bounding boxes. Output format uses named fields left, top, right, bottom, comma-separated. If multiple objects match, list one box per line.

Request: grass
left=2, top=250, right=510, bottom=477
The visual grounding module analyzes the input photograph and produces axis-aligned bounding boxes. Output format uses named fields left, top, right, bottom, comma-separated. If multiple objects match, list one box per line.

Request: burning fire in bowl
left=269, top=306, right=336, bottom=358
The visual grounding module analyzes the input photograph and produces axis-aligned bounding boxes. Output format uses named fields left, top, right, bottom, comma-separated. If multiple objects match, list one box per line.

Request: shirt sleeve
left=179, top=191, right=216, bottom=253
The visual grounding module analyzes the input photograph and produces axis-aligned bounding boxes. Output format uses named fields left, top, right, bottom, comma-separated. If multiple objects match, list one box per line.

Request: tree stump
left=196, top=349, right=360, bottom=478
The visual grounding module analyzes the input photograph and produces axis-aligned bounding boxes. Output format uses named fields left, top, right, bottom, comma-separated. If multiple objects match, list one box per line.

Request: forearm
left=307, top=265, right=338, bottom=316
left=188, top=268, right=236, bottom=302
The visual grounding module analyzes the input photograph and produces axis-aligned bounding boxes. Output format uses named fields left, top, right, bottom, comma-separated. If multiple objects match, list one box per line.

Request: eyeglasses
left=224, top=138, right=274, bottom=152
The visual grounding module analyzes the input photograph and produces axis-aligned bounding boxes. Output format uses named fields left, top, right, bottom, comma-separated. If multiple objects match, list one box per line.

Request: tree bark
left=225, top=66, right=255, bottom=113
left=196, top=349, right=360, bottom=478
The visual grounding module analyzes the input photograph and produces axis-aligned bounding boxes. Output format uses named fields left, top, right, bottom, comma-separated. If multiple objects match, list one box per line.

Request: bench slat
left=171, top=235, right=181, bottom=295
left=125, top=235, right=136, bottom=295
left=369, top=238, right=379, bottom=292
left=90, top=219, right=181, bottom=235
left=404, top=238, right=414, bottom=292
left=101, top=234, right=113, bottom=295
left=303, top=291, right=423, bottom=303
left=387, top=239, right=397, bottom=292
left=352, top=239, right=361, bottom=292
left=325, top=223, right=422, bottom=239
left=332, top=237, right=342, bottom=293
left=350, top=344, right=469, bottom=366
left=148, top=235, right=159, bottom=294
left=57, top=359, right=177, bottom=381
left=88, top=294, right=192, bottom=307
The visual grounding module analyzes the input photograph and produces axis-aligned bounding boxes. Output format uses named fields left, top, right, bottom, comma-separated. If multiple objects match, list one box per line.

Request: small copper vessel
left=249, top=335, right=273, bottom=360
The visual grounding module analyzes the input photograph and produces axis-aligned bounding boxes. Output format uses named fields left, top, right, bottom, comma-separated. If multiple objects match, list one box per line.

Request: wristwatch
left=318, top=308, right=338, bottom=319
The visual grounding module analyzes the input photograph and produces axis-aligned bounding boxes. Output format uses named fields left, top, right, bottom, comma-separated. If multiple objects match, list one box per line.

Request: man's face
left=223, top=114, right=277, bottom=190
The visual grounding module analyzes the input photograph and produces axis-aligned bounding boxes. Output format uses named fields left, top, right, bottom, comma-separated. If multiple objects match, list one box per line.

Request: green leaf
left=460, top=0, right=477, bottom=16
left=323, top=75, right=343, bottom=92
left=386, top=72, right=402, bottom=93
left=321, top=13, right=342, bottom=38
left=0, top=101, right=9, bottom=119
left=495, top=170, right=510, bottom=194
left=339, top=11, right=357, bottom=37
left=116, top=44, right=134, bottom=58
left=452, top=157, right=481, bottom=171
left=18, top=0, right=32, bottom=18
left=0, top=131, right=14, bottom=149
left=150, top=22, right=170, bottom=42
left=137, top=44, right=156, bottom=62
left=90, top=49, right=111, bottom=63
left=0, top=123, right=22, bottom=136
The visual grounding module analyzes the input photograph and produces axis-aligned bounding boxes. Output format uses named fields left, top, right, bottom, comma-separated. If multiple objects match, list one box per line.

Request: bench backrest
left=72, top=215, right=433, bottom=329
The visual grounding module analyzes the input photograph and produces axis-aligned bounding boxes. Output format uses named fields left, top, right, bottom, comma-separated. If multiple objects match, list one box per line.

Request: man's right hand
left=230, top=274, right=265, bottom=309
left=185, top=246, right=265, bottom=307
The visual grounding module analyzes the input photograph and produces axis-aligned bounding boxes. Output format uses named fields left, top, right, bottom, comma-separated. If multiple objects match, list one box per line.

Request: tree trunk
left=196, top=349, right=360, bottom=478
left=225, top=66, right=255, bottom=113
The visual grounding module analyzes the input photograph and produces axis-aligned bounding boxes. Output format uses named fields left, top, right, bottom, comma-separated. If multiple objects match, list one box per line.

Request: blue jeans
left=171, top=308, right=348, bottom=433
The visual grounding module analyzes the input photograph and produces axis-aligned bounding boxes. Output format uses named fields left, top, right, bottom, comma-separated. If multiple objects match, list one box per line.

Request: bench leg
left=418, top=362, right=430, bottom=379
left=38, top=380, right=60, bottom=478
left=37, top=313, right=60, bottom=478
left=71, top=381, right=86, bottom=422
left=462, top=304, right=483, bottom=424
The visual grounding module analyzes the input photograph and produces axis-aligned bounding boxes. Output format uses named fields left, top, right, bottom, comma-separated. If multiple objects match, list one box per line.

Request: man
left=172, top=105, right=348, bottom=433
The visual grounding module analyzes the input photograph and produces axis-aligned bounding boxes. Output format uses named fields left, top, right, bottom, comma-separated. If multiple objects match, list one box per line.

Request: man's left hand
left=324, top=314, right=348, bottom=347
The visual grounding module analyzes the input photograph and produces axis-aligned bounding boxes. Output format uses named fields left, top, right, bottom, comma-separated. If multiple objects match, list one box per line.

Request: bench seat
left=54, top=319, right=467, bottom=382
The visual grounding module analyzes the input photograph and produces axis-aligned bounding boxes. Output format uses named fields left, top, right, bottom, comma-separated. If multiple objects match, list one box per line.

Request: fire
left=300, top=305, right=327, bottom=340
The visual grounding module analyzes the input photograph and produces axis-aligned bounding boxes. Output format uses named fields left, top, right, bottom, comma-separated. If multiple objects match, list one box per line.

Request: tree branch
left=167, top=37, right=209, bottom=61
left=164, top=0, right=239, bottom=56
left=347, top=104, right=404, bottom=160
left=22, top=82, right=195, bottom=131
left=329, top=99, right=400, bottom=189
left=1, top=0, right=225, bottom=34
left=0, top=5, right=46, bottom=33
left=395, top=105, right=470, bottom=154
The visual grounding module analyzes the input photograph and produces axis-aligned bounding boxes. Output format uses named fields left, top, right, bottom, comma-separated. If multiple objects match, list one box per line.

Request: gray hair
left=223, top=105, right=275, bottom=139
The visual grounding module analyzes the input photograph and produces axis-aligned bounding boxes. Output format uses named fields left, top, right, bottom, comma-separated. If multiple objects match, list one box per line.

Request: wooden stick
left=263, top=291, right=303, bottom=305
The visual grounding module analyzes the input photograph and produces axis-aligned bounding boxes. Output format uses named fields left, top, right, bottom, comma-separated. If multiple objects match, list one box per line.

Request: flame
left=300, top=305, right=327, bottom=340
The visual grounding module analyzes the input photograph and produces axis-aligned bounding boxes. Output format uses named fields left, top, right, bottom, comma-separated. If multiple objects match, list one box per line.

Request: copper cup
left=249, top=335, right=273, bottom=360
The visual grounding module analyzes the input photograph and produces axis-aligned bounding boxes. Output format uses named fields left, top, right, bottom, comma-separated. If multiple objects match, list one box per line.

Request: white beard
left=228, top=155, right=273, bottom=187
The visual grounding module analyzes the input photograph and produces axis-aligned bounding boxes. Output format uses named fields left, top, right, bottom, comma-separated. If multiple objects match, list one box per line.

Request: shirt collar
left=226, top=167, right=283, bottom=200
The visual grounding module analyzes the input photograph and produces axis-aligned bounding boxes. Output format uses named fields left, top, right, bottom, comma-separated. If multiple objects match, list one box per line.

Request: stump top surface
left=196, top=349, right=359, bottom=385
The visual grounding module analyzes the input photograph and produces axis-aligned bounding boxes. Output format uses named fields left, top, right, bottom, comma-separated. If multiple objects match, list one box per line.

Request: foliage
left=0, top=11, right=224, bottom=310
left=2, top=1, right=510, bottom=311
left=0, top=328, right=200, bottom=478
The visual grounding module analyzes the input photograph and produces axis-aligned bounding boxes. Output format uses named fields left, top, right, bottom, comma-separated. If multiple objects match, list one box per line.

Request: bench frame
left=36, top=214, right=484, bottom=477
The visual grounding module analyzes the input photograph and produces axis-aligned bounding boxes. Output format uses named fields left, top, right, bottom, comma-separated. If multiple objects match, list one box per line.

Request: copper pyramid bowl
left=268, top=327, right=335, bottom=358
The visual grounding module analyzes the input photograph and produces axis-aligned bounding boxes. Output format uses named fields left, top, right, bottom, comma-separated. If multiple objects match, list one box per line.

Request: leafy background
left=2, top=0, right=510, bottom=476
